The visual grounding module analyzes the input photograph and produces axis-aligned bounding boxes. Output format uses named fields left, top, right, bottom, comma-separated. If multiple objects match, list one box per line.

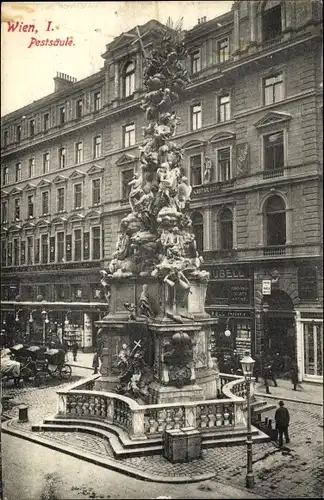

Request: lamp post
left=41, top=309, right=50, bottom=347
left=28, top=309, right=37, bottom=343
left=15, top=309, right=23, bottom=343
left=240, top=351, right=255, bottom=489
left=262, top=301, right=269, bottom=355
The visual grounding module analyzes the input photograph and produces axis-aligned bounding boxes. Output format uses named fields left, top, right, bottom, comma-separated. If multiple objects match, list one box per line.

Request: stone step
left=33, top=422, right=162, bottom=458
left=203, top=430, right=271, bottom=448
left=33, top=418, right=270, bottom=458
left=35, top=418, right=161, bottom=449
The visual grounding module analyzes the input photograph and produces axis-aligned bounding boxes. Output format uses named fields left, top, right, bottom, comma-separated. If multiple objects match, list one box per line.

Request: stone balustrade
left=56, top=373, right=253, bottom=440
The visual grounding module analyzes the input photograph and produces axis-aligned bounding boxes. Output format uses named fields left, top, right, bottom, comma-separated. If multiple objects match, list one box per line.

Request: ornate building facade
left=1, top=1, right=323, bottom=379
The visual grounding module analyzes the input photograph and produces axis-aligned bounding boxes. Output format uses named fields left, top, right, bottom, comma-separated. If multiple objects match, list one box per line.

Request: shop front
left=204, top=264, right=254, bottom=366
left=296, top=310, right=323, bottom=383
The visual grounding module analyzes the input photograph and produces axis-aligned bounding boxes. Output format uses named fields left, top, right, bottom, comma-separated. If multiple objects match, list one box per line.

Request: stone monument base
left=94, top=376, right=119, bottom=392
left=195, top=368, right=219, bottom=400
left=148, top=380, right=204, bottom=404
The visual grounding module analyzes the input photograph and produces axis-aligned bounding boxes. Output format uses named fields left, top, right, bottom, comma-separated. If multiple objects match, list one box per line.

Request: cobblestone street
left=1, top=368, right=323, bottom=498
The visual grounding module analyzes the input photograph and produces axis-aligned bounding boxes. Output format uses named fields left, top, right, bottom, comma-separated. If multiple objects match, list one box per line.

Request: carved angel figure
left=176, top=176, right=192, bottom=210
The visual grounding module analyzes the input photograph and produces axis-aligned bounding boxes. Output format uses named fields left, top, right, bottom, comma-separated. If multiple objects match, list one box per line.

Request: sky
left=1, top=1, right=233, bottom=116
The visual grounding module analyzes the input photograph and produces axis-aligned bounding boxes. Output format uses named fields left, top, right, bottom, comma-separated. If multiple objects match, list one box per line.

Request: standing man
left=72, top=341, right=78, bottom=362
left=291, top=361, right=302, bottom=391
left=275, top=400, right=290, bottom=448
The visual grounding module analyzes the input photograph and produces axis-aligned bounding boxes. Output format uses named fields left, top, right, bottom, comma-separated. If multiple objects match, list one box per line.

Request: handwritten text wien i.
left=6, top=21, right=74, bottom=48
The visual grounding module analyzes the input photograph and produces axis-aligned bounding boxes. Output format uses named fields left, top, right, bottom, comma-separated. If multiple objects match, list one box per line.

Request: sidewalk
left=255, top=378, right=323, bottom=406
left=66, top=351, right=94, bottom=371
left=69, top=353, right=323, bottom=406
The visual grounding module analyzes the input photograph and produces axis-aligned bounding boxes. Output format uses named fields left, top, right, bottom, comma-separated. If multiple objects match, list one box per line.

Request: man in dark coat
left=291, top=362, right=301, bottom=391
left=275, top=400, right=290, bottom=448
left=263, top=355, right=278, bottom=394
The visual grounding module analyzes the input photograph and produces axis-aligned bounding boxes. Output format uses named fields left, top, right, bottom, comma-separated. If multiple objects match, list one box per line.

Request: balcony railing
left=203, top=249, right=237, bottom=261
left=263, top=168, right=284, bottom=180
left=263, top=245, right=286, bottom=257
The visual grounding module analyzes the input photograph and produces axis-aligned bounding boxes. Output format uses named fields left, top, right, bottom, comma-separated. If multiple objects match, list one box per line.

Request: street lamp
left=240, top=351, right=255, bottom=489
left=224, top=318, right=231, bottom=337
left=41, top=309, right=51, bottom=346
left=262, top=301, right=269, bottom=354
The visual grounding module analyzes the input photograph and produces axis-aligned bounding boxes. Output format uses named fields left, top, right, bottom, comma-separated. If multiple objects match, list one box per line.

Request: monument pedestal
left=94, top=278, right=219, bottom=402
left=148, top=380, right=204, bottom=404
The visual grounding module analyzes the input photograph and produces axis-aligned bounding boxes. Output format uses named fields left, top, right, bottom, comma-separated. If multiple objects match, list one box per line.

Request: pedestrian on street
left=263, top=355, right=278, bottom=394
left=62, top=341, right=69, bottom=362
left=291, top=361, right=302, bottom=391
left=72, top=342, right=78, bottom=362
left=275, top=400, right=290, bottom=448
left=92, top=352, right=100, bottom=374
left=253, top=355, right=261, bottom=383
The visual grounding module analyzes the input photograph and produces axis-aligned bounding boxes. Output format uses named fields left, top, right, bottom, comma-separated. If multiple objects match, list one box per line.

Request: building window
left=43, top=152, right=50, bottom=173
left=92, top=227, right=101, bottom=260
left=16, top=125, right=21, bottom=142
left=3, top=131, right=8, bottom=146
left=94, top=91, right=101, bottom=111
left=123, top=61, right=135, bottom=97
left=57, top=232, right=64, bottom=262
left=219, top=208, right=233, bottom=250
left=218, top=38, right=229, bottom=63
left=191, top=103, right=202, bottom=131
left=303, top=323, right=323, bottom=377
left=13, top=239, right=19, bottom=266
left=265, top=195, right=286, bottom=246
left=217, top=147, right=231, bottom=181
left=74, top=183, right=82, bottom=209
left=57, top=187, right=65, bottom=212
left=93, top=136, right=102, bottom=158
left=29, top=119, right=35, bottom=137
left=218, top=94, right=230, bottom=122
left=41, top=234, right=49, bottom=264
left=1, top=241, right=7, bottom=267
left=14, top=198, right=21, bottom=221
left=92, top=179, right=101, bottom=205
left=76, top=99, right=83, bottom=119
left=75, top=142, right=83, bottom=164
left=42, top=191, right=49, bottom=215
left=1, top=201, right=8, bottom=223
left=59, top=106, right=66, bottom=125
left=58, top=147, right=66, bottom=169
left=264, top=73, right=283, bottom=105
left=26, top=236, right=33, bottom=264
left=43, top=112, right=50, bottom=131
left=264, top=131, right=284, bottom=170
left=262, top=4, right=282, bottom=41
left=15, top=162, right=22, bottom=182
left=190, top=154, right=203, bottom=186
left=2, top=166, right=9, bottom=185
left=191, top=212, right=204, bottom=252
left=27, top=195, right=34, bottom=218
left=191, top=50, right=201, bottom=74
left=123, top=123, right=135, bottom=148
left=121, top=169, right=134, bottom=199
left=28, top=158, right=35, bottom=178
left=73, top=229, right=82, bottom=261
left=27, top=236, right=33, bottom=264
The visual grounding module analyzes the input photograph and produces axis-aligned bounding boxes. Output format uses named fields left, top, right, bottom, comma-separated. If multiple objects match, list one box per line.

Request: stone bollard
left=18, top=405, right=29, bottom=423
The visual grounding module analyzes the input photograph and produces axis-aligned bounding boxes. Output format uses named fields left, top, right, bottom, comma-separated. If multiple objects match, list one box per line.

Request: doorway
left=262, top=289, right=295, bottom=375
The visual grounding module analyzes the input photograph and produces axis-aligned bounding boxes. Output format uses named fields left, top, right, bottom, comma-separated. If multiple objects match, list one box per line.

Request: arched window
left=123, top=62, right=135, bottom=97
left=262, top=1, right=282, bottom=41
left=191, top=212, right=204, bottom=253
left=219, top=208, right=233, bottom=250
left=265, top=195, right=286, bottom=246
